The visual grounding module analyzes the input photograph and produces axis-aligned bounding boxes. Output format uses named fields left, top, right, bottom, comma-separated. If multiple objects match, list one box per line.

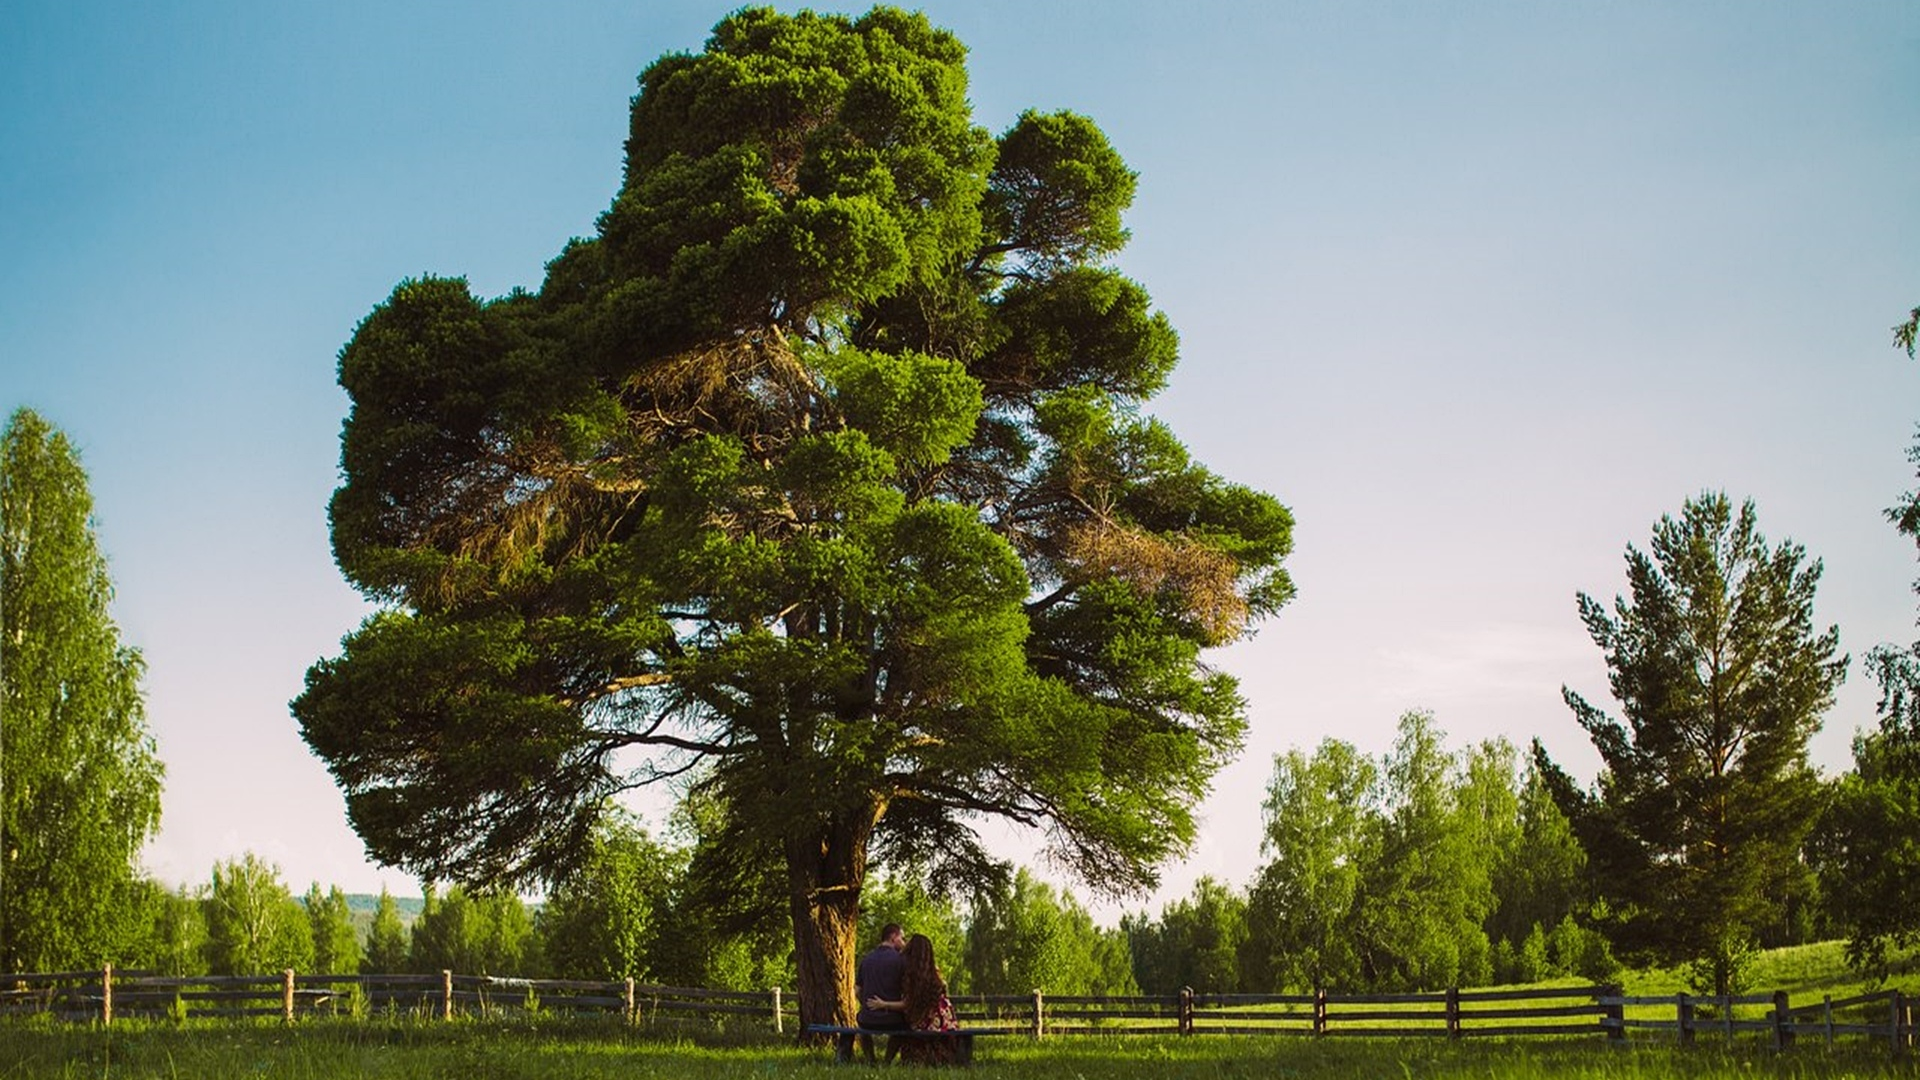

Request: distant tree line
left=88, top=818, right=1140, bottom=996
left=1121, top=711, right=1617, bottom=997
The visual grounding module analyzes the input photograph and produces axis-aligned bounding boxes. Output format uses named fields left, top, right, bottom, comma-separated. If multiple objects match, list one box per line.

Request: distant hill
left=344, top=893, right=425, bottom=918
left=342, top=893, right=425, bottom=936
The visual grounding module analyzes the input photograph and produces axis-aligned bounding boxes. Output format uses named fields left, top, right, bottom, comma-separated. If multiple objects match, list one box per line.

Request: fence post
left=1313, top=988, right=1327, bottom=1037
left=1603, top=984, right=1624, bottom=1044
left=1676, top=993, right=1693, bottom=1045
left=1772, top=990, right=1792, bottom=1052
left=441, top=970, right=453, bottom=1021
left=1823, top=994, right=1833, bottom=1046
left=283, top=969, right=296, bottom=1024
left=1178, top=987, right=1193, bottom=1036
left=101, top=964, right=112, bottom=1027
left=1446, top=986, right=1461, bottom=1039
left=771, top=986, right=783, bottom=1035
left=1896, top=991, right=1910, bottom=1052
left=1031, top=989, right=1044, bottom=1039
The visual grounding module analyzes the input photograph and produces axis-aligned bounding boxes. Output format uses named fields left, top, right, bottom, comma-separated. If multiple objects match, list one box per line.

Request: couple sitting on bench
left=846, top=922, right=961, bottom=1065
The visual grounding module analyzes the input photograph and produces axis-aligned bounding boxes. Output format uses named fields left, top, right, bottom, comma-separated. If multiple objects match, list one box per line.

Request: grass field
left=6, top=941, right=1918, bottom=1079
left=3, top=1017, right=1917, bottom=1080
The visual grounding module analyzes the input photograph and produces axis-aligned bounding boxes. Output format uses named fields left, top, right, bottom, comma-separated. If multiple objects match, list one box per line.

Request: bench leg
left=834, top=1031, right=854, bottom=1063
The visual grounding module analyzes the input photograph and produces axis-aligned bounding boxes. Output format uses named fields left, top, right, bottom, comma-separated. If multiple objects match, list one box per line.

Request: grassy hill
left=1613, top=939, right=1920, bottom=1003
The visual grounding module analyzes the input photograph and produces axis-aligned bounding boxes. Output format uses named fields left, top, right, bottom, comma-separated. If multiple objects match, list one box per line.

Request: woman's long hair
left=900, top=934, right=947, bottom=1023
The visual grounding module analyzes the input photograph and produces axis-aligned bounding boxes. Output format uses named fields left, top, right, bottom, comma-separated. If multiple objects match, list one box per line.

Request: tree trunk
left=785, top=814, right=874, bottom=1031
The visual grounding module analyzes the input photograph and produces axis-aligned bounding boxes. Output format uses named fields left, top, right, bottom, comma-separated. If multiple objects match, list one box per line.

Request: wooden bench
left=804, top=1023, right=1019, bottom=1066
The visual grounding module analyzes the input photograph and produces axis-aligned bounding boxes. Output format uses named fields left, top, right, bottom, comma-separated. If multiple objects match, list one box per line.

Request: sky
left=3, top=1, right=1916, bottom=923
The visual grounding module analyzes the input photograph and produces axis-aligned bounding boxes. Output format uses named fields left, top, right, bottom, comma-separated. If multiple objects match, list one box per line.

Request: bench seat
left=803, top=1023, right=1019, bottom=1066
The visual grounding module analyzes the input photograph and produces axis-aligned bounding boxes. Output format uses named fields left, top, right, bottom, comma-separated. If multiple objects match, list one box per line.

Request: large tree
left=1545, top=492, right=1844, bottom=995
left=0, top=407, right=165, bottom=971
left=292, top=7, right=1293, bottom=1025
left=1351, top=711, right=1497, bottom=991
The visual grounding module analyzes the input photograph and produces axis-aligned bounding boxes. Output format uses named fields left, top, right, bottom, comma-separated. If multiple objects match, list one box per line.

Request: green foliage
left=293, top=4, right=1293, bottom=1026
left=858, top=872, right=969, bottom=991
left=1122, top=875, right=1247, bottom=995
left=1243, top=737, right=1376, bottom=992
left=0, top=408, right=165, bottom=971
left=1813, top=307, right=1920, bottom=976
left=304, top=883, right=362, bottom=975
left=1246, top=716, right=1599, bottom=993
left=1814, top=671, right=1920, bottom=976
left=363, top=887, right=411, bottom=974
left=539, top=810, right=678, bottom=981
left=121, top=879, right=209, bottom=976
left=205, top=854, right=315, bottom=976
left=639, top=790, right=796, bottom=991
left=1489, top=746, right=1588, bottom=949
left=408, top=884, right=536, bottom=976
left=1550, top=913, right=1620, bottom=983
left=965, top=868, right=1137, bottom=996
left=1547, top=493, right=1844, bottom=995
left=1353, top=712, right=1496, bottom=991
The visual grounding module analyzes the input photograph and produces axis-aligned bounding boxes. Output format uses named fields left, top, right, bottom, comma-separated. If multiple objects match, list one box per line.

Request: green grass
left=1, top=1018, right=1916, bottom=1080
left=7, top=941, right=1919, bottom=1079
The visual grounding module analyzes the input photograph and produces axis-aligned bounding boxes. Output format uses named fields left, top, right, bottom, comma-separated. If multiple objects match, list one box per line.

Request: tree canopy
left=205, top=854, right=313, bottom=977
left=292, top=6, right=1293, bottom=1026
left=1236, top=713, right=1602, bottom=995
left=1543, top=492, right=1844, bottom=994
left=1, top=407, right=164, bottom=971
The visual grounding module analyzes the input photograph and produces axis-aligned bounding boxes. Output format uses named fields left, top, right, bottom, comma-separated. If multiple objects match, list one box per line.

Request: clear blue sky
left=3, top=1, right=1916, bottom=918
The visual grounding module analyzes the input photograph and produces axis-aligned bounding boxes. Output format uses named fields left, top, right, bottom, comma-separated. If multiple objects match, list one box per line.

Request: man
left=843, top=922, right=908, bottom=1061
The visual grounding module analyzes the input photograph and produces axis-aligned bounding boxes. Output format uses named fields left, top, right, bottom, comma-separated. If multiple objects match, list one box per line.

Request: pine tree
left=1548, top=492, right=1843, bottom=994
left=292, top=6, right=1293, bottom=1026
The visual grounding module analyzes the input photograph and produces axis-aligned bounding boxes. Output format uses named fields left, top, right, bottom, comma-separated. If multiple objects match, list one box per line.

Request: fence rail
left=0, top=968, right=1911, bottom=1051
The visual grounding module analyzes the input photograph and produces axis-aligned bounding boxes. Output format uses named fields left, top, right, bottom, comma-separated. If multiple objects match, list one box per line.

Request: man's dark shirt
left=854, top=943, right=907, bottom=1028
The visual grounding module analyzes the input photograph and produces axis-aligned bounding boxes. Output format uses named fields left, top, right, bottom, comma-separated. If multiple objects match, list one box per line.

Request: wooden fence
left=0, top=965, right=795, bottom=1030
left=1, top=968, right=1912, bottom=1051
left=1600, top=988, right=1916, bottom=1052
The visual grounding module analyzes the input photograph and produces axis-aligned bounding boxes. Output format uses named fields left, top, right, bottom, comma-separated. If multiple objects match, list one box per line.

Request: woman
left=864, top=933, right=958, bottom=1064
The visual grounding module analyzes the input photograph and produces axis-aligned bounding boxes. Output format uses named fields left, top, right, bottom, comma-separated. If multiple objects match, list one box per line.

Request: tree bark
left=785, top=815, right=873, bottom=1031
